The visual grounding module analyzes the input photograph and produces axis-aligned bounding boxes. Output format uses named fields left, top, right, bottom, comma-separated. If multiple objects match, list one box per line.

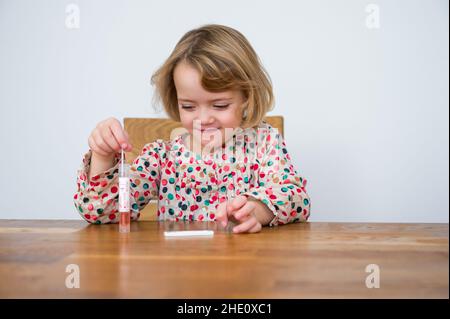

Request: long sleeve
left=73, top=140, right=166, bottom=224
left=244, top=127, right=311, bottom=226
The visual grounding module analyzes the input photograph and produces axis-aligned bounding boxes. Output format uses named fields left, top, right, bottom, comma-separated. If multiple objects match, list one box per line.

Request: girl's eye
left=181, top=104, right=230, bottom=109
left=214, top=104, right=230, bottom=109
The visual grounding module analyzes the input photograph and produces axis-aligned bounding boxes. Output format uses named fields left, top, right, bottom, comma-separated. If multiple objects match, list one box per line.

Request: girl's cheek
left=219, top=111, right=237, bottom=127
left=228, top=115, right=242, bottom=129
left=179, top=113, right=193, bottom=130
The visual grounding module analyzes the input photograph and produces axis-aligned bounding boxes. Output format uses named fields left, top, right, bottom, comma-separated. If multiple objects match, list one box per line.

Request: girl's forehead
left=174, top=61, right=200, bottom=84
left=174, top=61, right=243, bottom=102
left=173, top=63, right=207, bottom=96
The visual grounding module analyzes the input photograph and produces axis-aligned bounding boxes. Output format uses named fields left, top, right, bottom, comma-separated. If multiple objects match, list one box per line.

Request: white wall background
left=0, top=0, right=448, bottom=222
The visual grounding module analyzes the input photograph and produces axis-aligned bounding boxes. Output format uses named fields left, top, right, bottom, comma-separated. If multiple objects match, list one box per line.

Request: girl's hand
left=88, top=117, right=132, bottom=158
left=216, top=195, right=262, bottom=234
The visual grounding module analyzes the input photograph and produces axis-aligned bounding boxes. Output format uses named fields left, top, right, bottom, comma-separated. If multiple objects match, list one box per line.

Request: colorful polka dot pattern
left=74, top=122, right=311, bottom=226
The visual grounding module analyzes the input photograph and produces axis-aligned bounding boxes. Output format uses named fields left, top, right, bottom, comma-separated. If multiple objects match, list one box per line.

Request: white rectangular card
left=163, top=230, right=214, bottom=238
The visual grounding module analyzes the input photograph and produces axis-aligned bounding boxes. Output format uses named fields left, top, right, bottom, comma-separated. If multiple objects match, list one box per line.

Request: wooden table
left=0, top=220, right=448, bottom=298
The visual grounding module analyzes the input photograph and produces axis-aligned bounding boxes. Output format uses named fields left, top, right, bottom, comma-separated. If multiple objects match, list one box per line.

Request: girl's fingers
left=92, top=131, right=113, bottom=154
left=215, top=202, right=228, bottom=227
left=88, top=136, right=109, bottom=157
left=110, top=120, right=130, bottom=150
left=101, top=127, right=121, bottom=152
left=248, top=222, right=262, bottom=233
left=228, top=195, right=247, bottom=213
left=123, top=131, right=133, bottom=151
left=233, top=201, right=255, bottom=221
left=226, top=199, right=233, bottom=214
left=233, top=217, right=258, bottom=234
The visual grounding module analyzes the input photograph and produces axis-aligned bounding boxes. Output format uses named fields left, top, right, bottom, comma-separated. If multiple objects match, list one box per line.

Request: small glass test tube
left=119, top=149, right=131, bottom=233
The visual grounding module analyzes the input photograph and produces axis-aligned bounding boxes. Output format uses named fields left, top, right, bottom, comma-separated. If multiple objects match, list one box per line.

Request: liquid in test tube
left=119, top=149, right=131, bottom=233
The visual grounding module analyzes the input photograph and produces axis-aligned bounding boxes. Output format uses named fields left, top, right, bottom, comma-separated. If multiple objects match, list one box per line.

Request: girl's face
left=173, top=61, right=246, bottom=151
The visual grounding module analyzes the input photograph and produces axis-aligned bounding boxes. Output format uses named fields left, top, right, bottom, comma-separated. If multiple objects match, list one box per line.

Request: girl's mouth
left=200, top=127, right=221, bottom=133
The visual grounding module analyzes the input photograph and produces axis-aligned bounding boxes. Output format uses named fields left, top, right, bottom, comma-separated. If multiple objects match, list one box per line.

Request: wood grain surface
left=0, top=220, right=447, bottom=298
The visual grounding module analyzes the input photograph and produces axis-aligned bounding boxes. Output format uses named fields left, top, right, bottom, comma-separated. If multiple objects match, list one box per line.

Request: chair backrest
left=123, top=116, right=284, bottom=164
left=123, top=115, right=284, bottom=221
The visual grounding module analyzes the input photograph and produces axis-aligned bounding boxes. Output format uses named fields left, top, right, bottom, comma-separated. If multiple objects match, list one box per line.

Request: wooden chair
left=124, top=116, right=284, bottom=221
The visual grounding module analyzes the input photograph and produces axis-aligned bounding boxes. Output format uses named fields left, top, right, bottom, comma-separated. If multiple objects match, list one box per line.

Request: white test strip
left=164, top=230, right=214, bottom=238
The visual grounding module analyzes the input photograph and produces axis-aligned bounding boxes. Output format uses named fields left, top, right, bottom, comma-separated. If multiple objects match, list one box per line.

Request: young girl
left=74, top=24, right=311, bottom=233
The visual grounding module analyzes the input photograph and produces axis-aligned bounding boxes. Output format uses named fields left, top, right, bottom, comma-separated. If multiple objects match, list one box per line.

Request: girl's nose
left=198, top=108, right=214, bottom=125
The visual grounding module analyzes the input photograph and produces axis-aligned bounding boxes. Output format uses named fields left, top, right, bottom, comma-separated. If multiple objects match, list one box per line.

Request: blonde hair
left=151, top=24, right=274, bottom=128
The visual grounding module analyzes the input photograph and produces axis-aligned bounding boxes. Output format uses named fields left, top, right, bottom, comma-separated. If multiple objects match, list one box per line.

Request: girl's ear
left=241, top=99, right=249, bottom=119
left=242, top=107, right=248, bottom=119
left=238, top=98, right=250, bottom=128
left=238, top=108, right=247, bottom=128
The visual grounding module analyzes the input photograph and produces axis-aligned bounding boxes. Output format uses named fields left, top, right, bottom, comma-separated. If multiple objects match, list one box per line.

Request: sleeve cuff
left=76, top=150, right=121, bottom=194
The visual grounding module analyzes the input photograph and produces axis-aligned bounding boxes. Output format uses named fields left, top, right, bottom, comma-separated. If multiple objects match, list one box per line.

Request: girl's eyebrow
left=178, top=97, right=232, bottom=102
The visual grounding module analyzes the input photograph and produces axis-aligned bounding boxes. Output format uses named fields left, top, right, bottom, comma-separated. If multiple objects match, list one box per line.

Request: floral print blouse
left=74, top=121, right=311, bottom=226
